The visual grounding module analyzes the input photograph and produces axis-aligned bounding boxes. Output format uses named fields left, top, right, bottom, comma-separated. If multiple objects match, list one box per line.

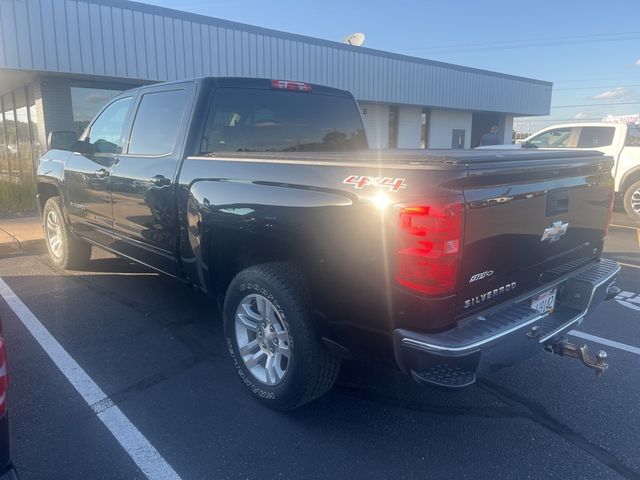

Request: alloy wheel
left=631, top=186, right=640, bottom=214
left=235, top=294, right=291, bottom=386
left=45, top=210, right=63, bottom=259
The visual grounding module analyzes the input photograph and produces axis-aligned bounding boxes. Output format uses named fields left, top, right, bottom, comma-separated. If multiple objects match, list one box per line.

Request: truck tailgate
left=457, top=152, right=614, bottom=316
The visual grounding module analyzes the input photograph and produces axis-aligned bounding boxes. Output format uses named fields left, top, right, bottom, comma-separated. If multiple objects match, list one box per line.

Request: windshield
left=200, top=88, right=367, bottom=153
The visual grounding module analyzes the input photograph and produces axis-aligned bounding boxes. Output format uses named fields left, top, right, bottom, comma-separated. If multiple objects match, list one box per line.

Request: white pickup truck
left=477, top=123, right=640, bottom=220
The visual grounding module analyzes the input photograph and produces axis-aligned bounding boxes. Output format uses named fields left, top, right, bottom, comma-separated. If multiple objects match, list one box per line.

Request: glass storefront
left=27, top=85, right=42, bottom=163
left=14, top=88, right=32, bottom=180
left=1, top=94, right=18, bottom=181
left=1, top=83, right=126, bottom=186
left=0, top=85, right=43, bottom=185
left=0, top=106, right=6, bottom=178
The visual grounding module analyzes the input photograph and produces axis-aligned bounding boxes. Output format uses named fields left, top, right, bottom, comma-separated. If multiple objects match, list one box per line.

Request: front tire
left=43, top=197, right=92, bottom=269
left=223, top=262, right=340, bottom=410
left=623, top=180, right=640, bottom=222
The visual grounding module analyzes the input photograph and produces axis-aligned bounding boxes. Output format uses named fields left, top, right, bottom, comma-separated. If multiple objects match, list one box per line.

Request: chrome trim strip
left=538, top=315, right=585, bottom=344
left=402, top=312, right=547, bottom=354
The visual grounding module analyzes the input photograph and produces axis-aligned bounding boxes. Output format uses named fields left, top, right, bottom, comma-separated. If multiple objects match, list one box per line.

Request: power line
left=405, top=31, right=638, bottom=52
left=555, top=84, right=640, bottom=91
left=553, top=75, right=640, bottom=84
left=516, top=117, right=614, bottom=123
left=408, top=33, right=640, bottom=54
left=551, top=101, right=640, bottom=108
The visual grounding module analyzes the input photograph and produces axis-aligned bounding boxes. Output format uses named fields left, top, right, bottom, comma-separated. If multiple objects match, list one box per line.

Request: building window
left=14, top=88, right=33, bottom=180
left=388, top=105, right=398, bottom=149
left=26, top=84, right=42, bottom=162
left=0, top=101, right=5, bottom=179
left=420, top=109, right=430, bottom=149
left=1, top=94, right=17, bottom=181
left=71, top=87, right=123, bottom=137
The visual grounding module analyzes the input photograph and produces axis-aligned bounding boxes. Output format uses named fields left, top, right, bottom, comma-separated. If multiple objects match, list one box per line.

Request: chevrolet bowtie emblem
left=541, top=221, right=569, bottom=243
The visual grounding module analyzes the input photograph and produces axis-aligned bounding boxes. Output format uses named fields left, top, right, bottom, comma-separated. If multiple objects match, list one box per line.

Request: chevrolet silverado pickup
left=37, top=77, right=620, bottom=410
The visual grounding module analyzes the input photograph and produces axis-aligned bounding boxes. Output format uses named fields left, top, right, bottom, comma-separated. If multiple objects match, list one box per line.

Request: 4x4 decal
left=343, top=175, right=407, bottom=192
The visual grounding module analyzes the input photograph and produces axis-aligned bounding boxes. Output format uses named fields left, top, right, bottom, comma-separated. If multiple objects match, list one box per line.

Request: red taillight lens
left=396, top=202, right=464, bottom=295
left=0, top=336, right=7, bottom=417
left=271, top=79, right=312, bottom=92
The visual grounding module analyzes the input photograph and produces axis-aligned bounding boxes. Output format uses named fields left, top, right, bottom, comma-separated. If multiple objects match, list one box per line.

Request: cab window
left=577, top=127, right=615, bottom=148
left=86, top=97, right=133, bottom=154
left=127, top=89, right=189, bottom=156
left=527, top=128, right=573, bottom=148
left=625, top=126, right=640, bottom=147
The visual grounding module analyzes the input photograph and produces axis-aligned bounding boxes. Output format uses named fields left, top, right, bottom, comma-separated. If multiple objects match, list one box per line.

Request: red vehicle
left=0, top=320, right=17, bottom=479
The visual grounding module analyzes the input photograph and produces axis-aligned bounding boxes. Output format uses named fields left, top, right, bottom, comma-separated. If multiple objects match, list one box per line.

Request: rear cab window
left=199, top=88, right=367, bottom=154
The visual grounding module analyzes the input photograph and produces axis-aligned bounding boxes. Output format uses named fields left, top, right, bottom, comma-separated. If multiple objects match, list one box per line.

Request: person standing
left=479, top=125, right=501, bottom=146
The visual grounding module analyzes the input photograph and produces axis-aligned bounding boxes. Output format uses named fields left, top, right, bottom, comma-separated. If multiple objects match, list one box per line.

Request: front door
left=452, top=129, right=465, bottom=149
left=109, top=85, right=193, bottom=275
left=64, top=96, right=134, bottom=245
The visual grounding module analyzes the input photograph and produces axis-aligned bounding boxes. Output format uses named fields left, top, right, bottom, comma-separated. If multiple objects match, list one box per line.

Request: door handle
left=149, top=174, right=171, bottom=187
left=96, top=168, right=110, bottom=178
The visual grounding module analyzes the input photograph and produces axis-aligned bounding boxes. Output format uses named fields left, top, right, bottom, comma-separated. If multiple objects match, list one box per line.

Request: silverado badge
left=541, top=221, right=569, bottom=243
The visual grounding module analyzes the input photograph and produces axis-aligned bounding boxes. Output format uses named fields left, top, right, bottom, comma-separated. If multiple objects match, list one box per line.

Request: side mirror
left=47, top=131, right=78, bottom=151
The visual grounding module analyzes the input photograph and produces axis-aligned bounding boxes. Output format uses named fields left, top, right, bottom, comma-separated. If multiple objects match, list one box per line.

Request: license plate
left=531, top=288, right=557, bottom=314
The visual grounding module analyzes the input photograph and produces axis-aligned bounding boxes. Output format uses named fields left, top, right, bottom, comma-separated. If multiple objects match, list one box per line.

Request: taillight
left=271, top=79, right=312, bottom=92
left=0, top=336, right=7, bottom=417
left=396, top=202, right=464, bottom=295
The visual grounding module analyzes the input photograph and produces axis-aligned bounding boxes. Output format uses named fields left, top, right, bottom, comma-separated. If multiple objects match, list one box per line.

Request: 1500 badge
left=469, top=270, right=494, bottom=283
left=343, top=175, right=407, bottom=192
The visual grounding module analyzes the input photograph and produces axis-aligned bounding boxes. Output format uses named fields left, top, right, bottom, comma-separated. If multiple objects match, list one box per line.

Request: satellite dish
left=343, top=32, right=365, bottom=47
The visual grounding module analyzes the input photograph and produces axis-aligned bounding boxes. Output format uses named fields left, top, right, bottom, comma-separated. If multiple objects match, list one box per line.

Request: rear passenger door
left=109, top=84, right=194, bottom=275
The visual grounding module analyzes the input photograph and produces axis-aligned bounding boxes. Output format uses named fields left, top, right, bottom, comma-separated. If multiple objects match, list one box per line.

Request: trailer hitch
left=545, top=339, right=608, bottom=376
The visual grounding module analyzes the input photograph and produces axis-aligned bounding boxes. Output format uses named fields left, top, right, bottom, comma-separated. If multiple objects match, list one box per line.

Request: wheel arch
left=620, top=166, right=640, bottom=194
left=182, top=178, right=351, bottom=300
left=37, top=182, right=63, bottom=217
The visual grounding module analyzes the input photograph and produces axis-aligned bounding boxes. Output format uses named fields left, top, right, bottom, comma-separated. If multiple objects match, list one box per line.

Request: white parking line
left=569, top=330, right=640, bottom=356
left=0, top=277, right=182, bottom=480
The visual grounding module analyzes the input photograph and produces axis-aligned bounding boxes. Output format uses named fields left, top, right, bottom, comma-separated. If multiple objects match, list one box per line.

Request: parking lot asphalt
left=1, top=211, right=639, bottom=480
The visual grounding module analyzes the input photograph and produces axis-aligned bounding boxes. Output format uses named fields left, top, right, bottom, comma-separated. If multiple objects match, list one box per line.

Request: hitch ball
left=546, top=339, right=609, bottom=376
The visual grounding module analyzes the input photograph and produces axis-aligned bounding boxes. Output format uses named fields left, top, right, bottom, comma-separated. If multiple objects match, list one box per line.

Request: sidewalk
left=0, top=216, right=44, bottom=254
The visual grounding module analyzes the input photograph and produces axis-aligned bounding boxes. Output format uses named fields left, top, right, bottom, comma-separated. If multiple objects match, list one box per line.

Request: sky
left=143, top=0, right=640, bottom=133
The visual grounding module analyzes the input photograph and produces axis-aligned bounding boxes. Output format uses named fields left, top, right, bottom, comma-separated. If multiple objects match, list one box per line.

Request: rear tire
left=43, top=197, right=92, bottom=269
left=223, top=262, right=340, bottom=410
left=623, top=180, right=640, bottom=222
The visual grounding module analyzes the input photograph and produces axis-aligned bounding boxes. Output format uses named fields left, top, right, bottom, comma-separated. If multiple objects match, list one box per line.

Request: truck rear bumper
left=393, top=258, right=620, bottom=389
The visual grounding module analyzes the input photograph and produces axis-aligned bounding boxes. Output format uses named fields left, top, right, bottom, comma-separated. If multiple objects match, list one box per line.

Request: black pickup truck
left=37, top=77, right=620, bottom=410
